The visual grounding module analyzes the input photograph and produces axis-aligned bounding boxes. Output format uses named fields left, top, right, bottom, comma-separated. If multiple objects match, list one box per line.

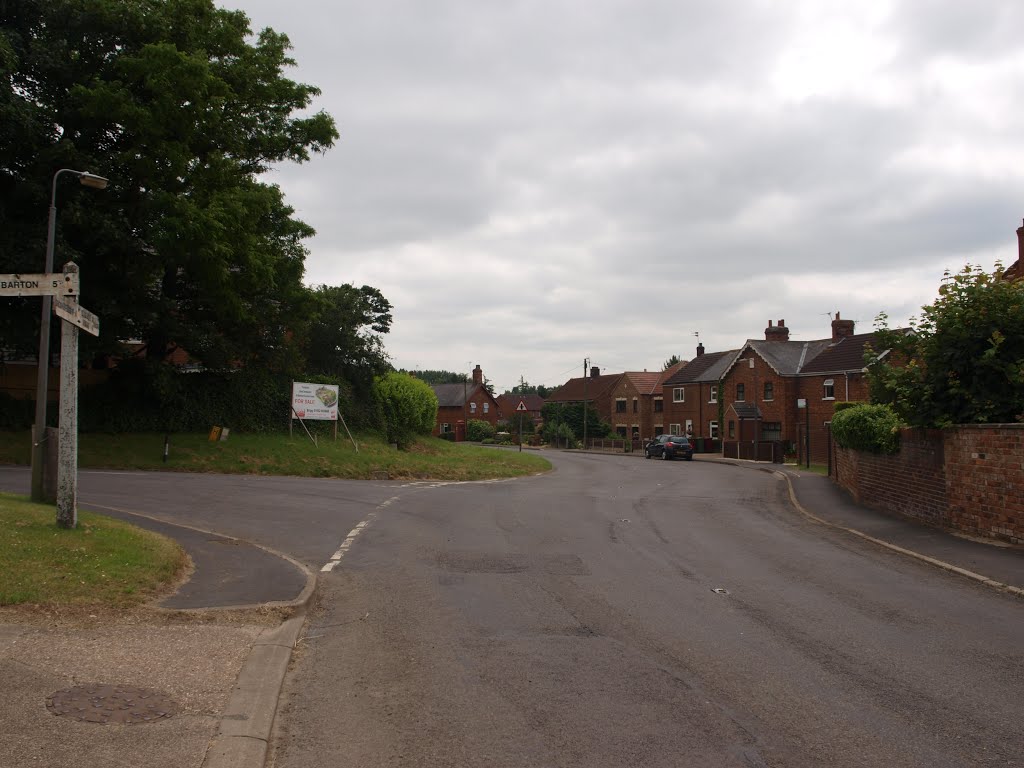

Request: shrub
left=832, top=401, right=859, bottom=414
left=830, top=404, right=902, bottom=454
left=466, top=419, right=495, bottom=442
left=375, top=372, right=438, bottom=449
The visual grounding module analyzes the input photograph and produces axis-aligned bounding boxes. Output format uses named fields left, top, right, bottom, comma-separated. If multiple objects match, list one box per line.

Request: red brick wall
left=945, top=425, right=1024, bottom=543
left=832, top=425, right=1024, bottom=544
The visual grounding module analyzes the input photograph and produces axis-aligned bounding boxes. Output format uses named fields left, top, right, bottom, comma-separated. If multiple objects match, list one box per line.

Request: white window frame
left=669, top=423, right=681, bottom=434
left=673, top=387, right=685, bottom=403
left=470, top=402, right=477, bottom=413
left=441, top=423, right=451, bottom=434
left=709, top=385, right=718, bottom=404
left=709, top=421, right=719, bottom=439
left=483, top=402, right=489, bottom=414
left=823, top=379, right=835, bottom=400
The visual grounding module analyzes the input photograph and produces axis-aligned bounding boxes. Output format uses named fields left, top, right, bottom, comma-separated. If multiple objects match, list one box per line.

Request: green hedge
left=5, top=361, right=385, bottom=435
left=830, top=404, right=902, bottom=454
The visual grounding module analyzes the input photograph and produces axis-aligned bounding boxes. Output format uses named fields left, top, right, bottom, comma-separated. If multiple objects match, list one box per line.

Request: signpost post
left=797, top=398, right=809, bottom=469
left=1, top=263, right=98, bottom=527
left=516, top=399, right=528, bottom=453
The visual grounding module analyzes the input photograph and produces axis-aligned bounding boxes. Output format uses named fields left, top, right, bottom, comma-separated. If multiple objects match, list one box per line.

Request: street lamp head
left=77, top=172, right=109, bottom=190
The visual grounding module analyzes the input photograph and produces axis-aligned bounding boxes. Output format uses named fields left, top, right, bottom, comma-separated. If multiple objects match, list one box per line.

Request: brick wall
left=832, top=424, right=1024, bottom=544
left=945, top=425, right=1024, bottom=544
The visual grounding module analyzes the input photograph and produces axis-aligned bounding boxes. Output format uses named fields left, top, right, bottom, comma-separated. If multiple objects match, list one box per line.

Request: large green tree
left=867, top=264, right=1024, bottom=427
left=303, top=284, right=393, bottom=384
left=0, top=0, right=338, bottom=366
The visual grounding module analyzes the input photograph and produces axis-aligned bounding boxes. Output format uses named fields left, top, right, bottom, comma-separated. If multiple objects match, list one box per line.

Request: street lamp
left=31, top=169, right=109, bottom=502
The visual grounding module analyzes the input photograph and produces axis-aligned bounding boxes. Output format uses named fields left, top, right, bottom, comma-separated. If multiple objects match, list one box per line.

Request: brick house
left=546, top=367, right=625, bottom=437
left=661, top=344, right=739, bottom=442
left=431, top=364, right=500, bottom=441
left=493, top=393, right=544, bottom=423
left=1004, top=219, right=1023, bottom=281
left=718, top=315, right=887, bottom=463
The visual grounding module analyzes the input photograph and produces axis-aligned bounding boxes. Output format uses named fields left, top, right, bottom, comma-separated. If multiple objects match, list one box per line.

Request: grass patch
left=0, top=430, right=551, bottom=481
left=0, top=493, right=187, bottom=607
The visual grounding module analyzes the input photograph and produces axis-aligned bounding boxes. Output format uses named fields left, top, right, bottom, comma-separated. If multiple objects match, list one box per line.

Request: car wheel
left=661, top=450, right=670, bottom=461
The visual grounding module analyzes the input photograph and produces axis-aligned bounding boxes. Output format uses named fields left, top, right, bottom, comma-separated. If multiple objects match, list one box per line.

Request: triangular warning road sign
left=515, top=400, right=528, bottom=412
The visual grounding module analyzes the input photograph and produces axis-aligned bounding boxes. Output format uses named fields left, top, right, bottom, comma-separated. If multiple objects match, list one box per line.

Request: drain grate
left=47, top=684, right=177, bottom=725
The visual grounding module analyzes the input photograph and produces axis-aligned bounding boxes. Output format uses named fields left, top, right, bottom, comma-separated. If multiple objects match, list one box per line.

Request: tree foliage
left=663, top=354, right=682, bottom=370
left=303, top=284, right=392, bottom=383
left=867, top=265, right=1024, bottom=427
left=0, top=0, right=338, bottom=366
left=375, top=372, right=438, bottom=449
left=404, top=370, right=467, bottom=385
left=507, top=376, right=550, bottom=398
left=540, top=402, right=612, bottom=441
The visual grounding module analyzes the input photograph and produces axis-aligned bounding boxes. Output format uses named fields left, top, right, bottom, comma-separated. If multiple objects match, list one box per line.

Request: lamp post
left=31, top=169, right=108, bottom=502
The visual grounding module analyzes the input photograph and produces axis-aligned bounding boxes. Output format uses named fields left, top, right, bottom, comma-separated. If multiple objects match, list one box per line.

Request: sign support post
left=56, top=264, right=80, bottom=528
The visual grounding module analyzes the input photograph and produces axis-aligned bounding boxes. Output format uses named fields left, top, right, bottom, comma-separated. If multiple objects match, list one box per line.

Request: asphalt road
left=267, top=451, right=1023, bottom=768
left=2, top=455, right=1021, bottom=766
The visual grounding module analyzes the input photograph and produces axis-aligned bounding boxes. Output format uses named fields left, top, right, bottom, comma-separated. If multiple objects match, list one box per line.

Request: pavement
left=1, top=457, right=1021, bottom=768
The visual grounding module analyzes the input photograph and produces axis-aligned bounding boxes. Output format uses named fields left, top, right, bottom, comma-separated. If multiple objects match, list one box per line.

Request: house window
left=728, top=420, right=736, bottom=439
left=483, top=402, right=489, bottom=414
left=673, top=387, right=685, bottom=403
left=736, top=383, right=745, bottom=402
left=654, top=398, right=663, bottom=413
left=441, top=423, right=451, bottom=434
left=633, top=398, right=638, bottom=413
left=709, top=421, right=719, bottom=439
left=823, top=379, right=835, bottom=400
left=470, top=402, right=477, bottom=413
left=654, top=425, right=664, bottom=436
left=669, top=423, right=681, bottom=434
left=710, top=385, right=718, bottom=404
left=616, top=398, right=627, bottom=413
left=616, top=426, right=628, bottom=437
left=761, top=421, right=782, bottom=441
left=763, top=382, right=774, bottom=401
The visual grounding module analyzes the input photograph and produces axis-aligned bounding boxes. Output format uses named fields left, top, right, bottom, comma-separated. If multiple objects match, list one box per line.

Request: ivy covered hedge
left=830, top=403, right=902, bottom=455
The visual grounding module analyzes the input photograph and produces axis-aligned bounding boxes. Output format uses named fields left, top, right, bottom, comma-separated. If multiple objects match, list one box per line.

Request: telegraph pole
left=582, top=358, right=589, bottom=450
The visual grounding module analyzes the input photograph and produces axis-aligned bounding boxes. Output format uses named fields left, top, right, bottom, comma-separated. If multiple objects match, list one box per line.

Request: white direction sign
left=53, top=297, right=100, bottom=336
left=0, top=272, right=79, bottom=296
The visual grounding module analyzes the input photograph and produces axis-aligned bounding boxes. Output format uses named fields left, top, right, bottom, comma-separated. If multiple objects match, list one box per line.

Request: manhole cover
left=47, top=684, right=177, bottom=725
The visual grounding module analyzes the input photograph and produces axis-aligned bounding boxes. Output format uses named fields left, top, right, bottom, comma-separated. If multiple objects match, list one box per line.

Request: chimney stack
left=696, top=342, right=705, bottom=357
left=1017, top=219, right=1024, bottom=263
left=472, top=364, right=483, bottom=385
left=590, top=366, right=601, bottom=378
left=764, top=318, right=790, bottom=342
left=831, top=311, right=855, bottom=341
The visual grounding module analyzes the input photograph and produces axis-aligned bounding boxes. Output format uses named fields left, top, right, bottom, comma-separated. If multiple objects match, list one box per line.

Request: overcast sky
left=225, top=0, right=1024, bottom=393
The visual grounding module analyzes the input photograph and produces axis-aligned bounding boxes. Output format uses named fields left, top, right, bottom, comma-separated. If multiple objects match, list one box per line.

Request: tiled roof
left=547, top=373, right=623, bottom=402
left=624, top=370, right=664, bottom=395
left=433, top=383, right=477, bottom=408
left=664, top=350, right=737, bottom=386
left=799, top=332, right=882, bottom=374
left=742, top=339, right=833, bottom=375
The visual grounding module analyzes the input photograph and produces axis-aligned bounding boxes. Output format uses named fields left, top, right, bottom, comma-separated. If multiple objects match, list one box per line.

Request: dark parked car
left=645, top=434, right=694, bottom=461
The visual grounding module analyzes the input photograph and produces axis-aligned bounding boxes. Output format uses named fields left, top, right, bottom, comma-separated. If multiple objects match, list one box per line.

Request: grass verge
left=0, top=430, right=551, bottom=480
left=0, top=493, right=188, bottom=607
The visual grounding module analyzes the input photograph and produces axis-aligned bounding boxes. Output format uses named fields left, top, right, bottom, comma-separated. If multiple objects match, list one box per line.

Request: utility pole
left=582, top=358, right=589, bottom=450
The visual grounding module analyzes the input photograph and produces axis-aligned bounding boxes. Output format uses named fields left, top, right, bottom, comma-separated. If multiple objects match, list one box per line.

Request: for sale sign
left=291, top=381, right=339, bottom=421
